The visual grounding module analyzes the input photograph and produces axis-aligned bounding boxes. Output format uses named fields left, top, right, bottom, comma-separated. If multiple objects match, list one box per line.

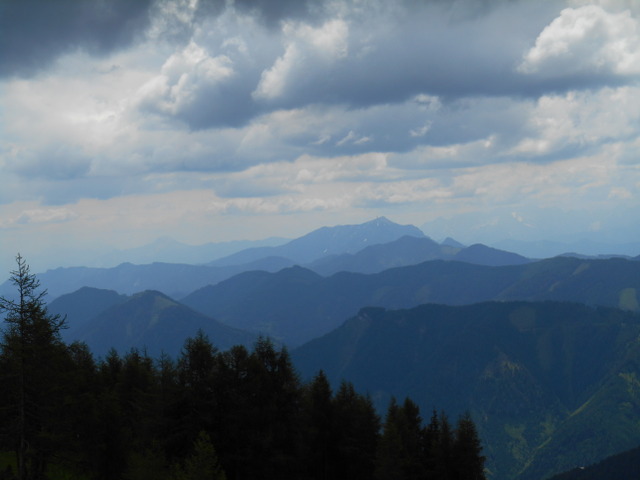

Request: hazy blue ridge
left=51, top=288, right=256, bottom=358
left=182, top=256, right=640, bottom=346
left=0, top=257, right=297, bottom=301
left=208, top=216, right=425, bottom=266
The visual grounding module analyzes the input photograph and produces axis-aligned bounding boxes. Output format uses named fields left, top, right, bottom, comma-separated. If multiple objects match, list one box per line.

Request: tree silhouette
left=0, top=254, right=67, bottom=480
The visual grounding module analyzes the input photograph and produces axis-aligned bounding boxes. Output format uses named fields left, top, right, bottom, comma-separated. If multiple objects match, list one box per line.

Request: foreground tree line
left=0, top=256, right=486, bottom=480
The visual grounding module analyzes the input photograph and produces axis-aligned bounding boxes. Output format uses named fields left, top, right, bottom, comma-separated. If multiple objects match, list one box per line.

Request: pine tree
left=453, top=412, right=486, bottom=480
left=302, top=370, right=335, bottom=480
left=333, top=381, right=379, bottom=480
left=0, top=254, right=68, bottom=480
left=374, top=397, right=405, bottom=480
left=170, top=331, right=219, bottom=460
left=244, top=338, right=302, bottom=479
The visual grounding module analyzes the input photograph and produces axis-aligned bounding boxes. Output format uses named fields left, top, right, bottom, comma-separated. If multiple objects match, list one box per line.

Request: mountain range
left=182, top=256, right=640, bottom=346
left=96, top=235, right=288, bottom=267
left=2, top=217, right=535, bottom=301
left=207, top=216, right=426, bottom=266
left=7, top=216, right=640, bottom=480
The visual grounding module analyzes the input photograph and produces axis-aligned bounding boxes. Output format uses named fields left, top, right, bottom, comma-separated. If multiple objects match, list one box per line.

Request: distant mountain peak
left=211, top=217, right=425, bottom=266
left=441, top=237, right=465, bottom=248
left=368, top=216, right=392, bottom=225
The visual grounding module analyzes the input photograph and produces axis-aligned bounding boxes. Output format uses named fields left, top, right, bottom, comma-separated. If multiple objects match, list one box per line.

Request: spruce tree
left=453, top=412, right=486, bottom=480
left=333, top=381, right=379, bottom=480
left=302, top=371, right=335, bottom=480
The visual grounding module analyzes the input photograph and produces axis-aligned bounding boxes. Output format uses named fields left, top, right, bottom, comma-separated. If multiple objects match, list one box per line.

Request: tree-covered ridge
left=0, top=257, right=486, bottom=480
left=293, top=301, right=640, bottom=480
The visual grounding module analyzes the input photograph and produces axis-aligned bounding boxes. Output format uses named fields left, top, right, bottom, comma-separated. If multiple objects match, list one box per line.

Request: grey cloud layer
left=3, top=0, right=640, bottom=207
left=0, top=0, right=155, bottom=77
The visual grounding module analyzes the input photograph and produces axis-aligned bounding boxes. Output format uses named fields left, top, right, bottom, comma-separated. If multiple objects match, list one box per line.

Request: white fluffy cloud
left=510, top=86, right=640, bottom=158
left=138, top=42, right=235, bottom=116
left=519, top=5, right=640, bottom=77
left=253, top=18, right=349, bottom=100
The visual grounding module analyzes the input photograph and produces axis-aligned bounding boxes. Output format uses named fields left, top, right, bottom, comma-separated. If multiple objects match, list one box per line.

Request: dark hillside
left=47, top=286, right=127, bottom=339
left=292, top=301, right=640, bottom=480
left=72, top=290, right=255, bottom=357
left=182, top=260, right=520, bottom=345
left=497, top=256, right=640, bottom=310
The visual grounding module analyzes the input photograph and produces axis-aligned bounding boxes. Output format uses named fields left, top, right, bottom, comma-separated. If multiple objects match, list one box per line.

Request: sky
left=1, top=0, right=640, bottom=274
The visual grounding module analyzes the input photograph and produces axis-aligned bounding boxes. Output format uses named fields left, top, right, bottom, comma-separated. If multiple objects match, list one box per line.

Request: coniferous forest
left=0, top=256, right=486, bottom=480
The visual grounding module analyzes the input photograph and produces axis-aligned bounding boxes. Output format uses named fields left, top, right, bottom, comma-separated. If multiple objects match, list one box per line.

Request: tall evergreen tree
left=301, top=371, right=335, bottom=480
left=452, top=412, right=486, bottom=480
left=375, top=397, right=405, bottom=480
left=243, top=338, right=302, bottom=480
left=0, top=254, right=68, bottom=480
left=332, top=381, right=379, bottom=480
left=436, top=411, right=455, bottom=480
left=168, top=331, right=219, bottom=460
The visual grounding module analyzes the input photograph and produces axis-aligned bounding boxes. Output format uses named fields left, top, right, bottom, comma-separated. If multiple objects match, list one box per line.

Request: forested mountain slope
left=47, top=286, right=128, bottom=339
left=292, top=301, right=640, bottom=480
left=63, top=289, right=256, bottom=357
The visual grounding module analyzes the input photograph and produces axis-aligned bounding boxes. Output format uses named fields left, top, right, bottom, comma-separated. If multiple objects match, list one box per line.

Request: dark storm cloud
left=0, top=0, right=154, bottom=77
left=0, top=0, right=322, bottom=79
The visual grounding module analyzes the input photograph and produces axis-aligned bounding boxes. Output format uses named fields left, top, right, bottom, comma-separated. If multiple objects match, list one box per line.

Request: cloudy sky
left=1, top=0, right=639, bottom=273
